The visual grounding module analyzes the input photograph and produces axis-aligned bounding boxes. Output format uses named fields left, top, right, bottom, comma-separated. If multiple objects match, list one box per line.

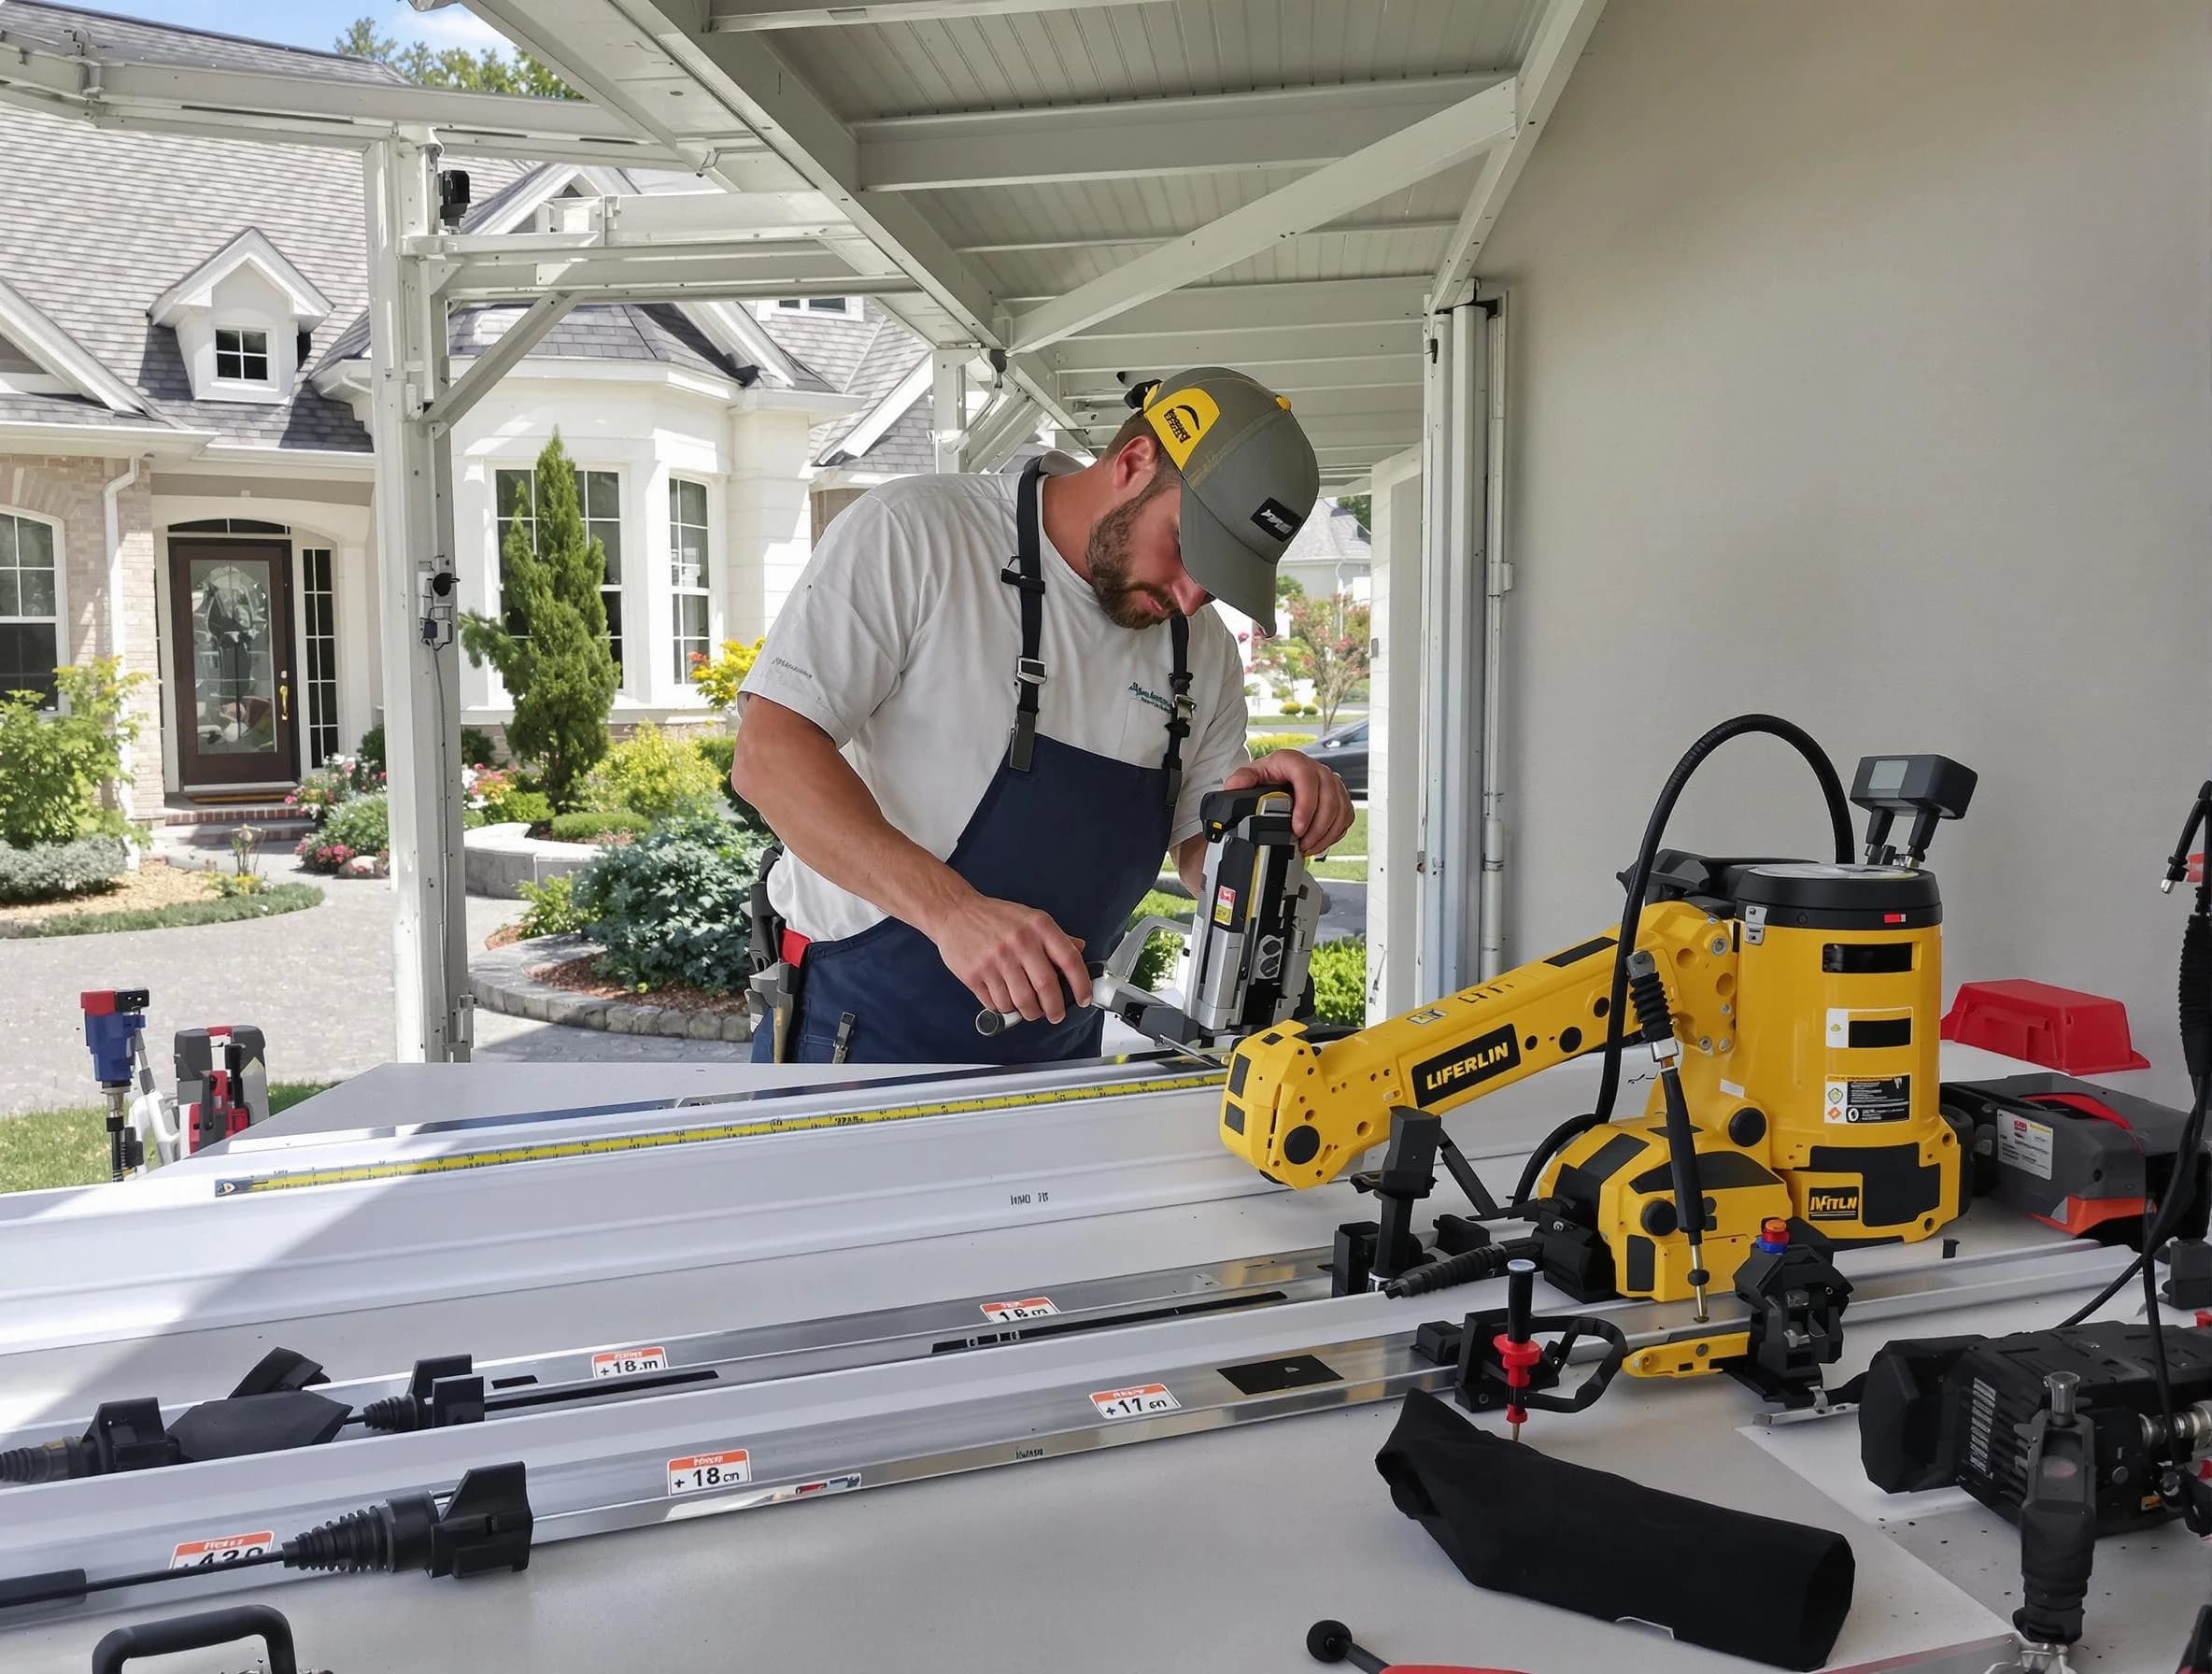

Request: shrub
left=0, top=660, right=144, bottom=846
left=461, top=726, right=502, bottom=768
left=466, top=767, right=550, bottom=827
left=1247, top=732, right=1316, bottom=756
left=516, top=874, right=587, bottom=939
left=1125, top=889, right=1192, bottom=992
left=458, top=433, right=620, bottom=809
left=688, top=636, right=762, bottom=712
left=298, top=792, right=389, bottom=872
left=358, top=724, right=384, bottom=774
left=577, top=722, right=725, bottom=825
left=689, top=733, right=769, bottom=833
left=0, top=834, right=129, bottom=903
left=572, top=814, right=768, bottom=994
left=208, top=872, right=267, bottom=898
left=3, top=882, right=321, bottom=938
left=547, top=810, right=648, bottom=844
left=1309, top=937, right=1367, bottom=1026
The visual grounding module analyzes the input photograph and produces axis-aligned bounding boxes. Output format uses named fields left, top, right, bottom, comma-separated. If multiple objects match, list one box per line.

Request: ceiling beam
left=856, top=75, right=1506, bottom=192
left=1055, top=352, right=1427, bottom=399
left=710, top=0, right=1164, bottom=27
left=1432, top=0, right=1609, bottom=305
left=1007, top=82, right=1515, bottom=351
left=1035, top=277, right=1429, bottom=341
left=955, top=219, right=1459, bottom=255
left=438, top=256, right=876, bottom=302
left=1046, top=325, right=1422, bottom=378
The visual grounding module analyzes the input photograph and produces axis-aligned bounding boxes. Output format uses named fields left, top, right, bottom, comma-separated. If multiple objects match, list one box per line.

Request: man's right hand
left=929, top=893, right=1093, bottom=1024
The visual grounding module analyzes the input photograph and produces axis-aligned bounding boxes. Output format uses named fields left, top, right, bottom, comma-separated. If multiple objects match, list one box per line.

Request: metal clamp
left=1014, top=657, right=1047, bottom=686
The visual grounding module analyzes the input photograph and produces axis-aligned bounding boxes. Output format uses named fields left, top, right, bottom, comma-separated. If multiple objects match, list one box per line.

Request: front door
left=171, top=542, right=299, bottom=789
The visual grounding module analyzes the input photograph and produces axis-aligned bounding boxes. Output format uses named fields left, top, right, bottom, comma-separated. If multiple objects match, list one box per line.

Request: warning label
left=1997, top=1113, right=2055, bottom=1180
left=1824, top=1076, right=1910, bottom=1125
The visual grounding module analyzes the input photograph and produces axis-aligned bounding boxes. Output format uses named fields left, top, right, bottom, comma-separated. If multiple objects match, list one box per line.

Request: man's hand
left=927, top=892, right=1092, bottom=1025
left=1224, top=749, right=1355, bottom=857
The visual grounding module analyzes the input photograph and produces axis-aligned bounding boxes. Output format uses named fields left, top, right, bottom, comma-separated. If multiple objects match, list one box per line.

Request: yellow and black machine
left=1217, top=720, right=1982, bottom=1357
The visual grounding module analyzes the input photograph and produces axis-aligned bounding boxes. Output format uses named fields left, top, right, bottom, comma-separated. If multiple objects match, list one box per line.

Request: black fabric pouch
left=1374, top=1388, right=1855, bottom=1670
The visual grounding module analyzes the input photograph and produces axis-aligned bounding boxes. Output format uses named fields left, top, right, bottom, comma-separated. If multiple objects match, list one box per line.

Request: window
left=670, top=477, right=711, bottom=683
left=772, top=296, right=858, bottom=317
left=301, top=547, right=339, bottom=768
left=214, top=327, right=270, bottom=383
left=494, top=465, right=626, bottom=681
left=0, top=511, right=60, bottom=705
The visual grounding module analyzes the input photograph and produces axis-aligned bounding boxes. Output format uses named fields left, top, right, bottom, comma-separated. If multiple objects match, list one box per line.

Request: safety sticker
left=1213, top=885, right=1238, bottom=927
left=1090, top=1383, right=1181, bottom=1420
left=1997, top=1114, right=2055, bottom=1181
left=591, top=1346, right=669, bottom=1379
left=1406, top=1009, right=1447, bottom=1027
left=667, top=1450, right=751, bottom=1495
left=1824, top=1076, right=1910, bottom=1125
left=981, top=1297, right=1058, bottom=1323
left=170, top=1532, right=275, bottom=1570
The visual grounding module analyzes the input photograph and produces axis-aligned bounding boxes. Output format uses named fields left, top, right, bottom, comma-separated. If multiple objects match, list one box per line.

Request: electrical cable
left=1509, top=715, right=1854, bottom=1209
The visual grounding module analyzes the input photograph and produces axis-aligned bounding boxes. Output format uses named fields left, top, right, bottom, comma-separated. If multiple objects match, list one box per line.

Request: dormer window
left=758, top=296, right=860, bottom=320
left=214, top=327, right=271, bottom=385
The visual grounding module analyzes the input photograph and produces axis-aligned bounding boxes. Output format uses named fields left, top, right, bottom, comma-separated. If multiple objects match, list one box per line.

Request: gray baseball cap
left=1139, top=367, right=1320, bottom=623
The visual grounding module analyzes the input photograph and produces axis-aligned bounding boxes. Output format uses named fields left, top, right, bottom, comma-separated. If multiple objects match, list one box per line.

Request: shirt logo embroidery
left=1127, top=681, right=1171, bottom=716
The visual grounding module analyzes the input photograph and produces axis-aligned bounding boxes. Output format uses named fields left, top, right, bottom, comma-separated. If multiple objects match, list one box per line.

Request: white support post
left=363, top=138, right=471, bottom=1065
left=930, top=349, right=967, bottom=475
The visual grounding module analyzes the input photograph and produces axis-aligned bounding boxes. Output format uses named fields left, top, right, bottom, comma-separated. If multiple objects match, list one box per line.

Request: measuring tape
left=213, top=1071, right=1227, bottom=1198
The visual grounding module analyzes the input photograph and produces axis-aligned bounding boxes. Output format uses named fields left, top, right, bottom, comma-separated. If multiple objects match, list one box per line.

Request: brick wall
left=1, top=456, right=162, bottom=811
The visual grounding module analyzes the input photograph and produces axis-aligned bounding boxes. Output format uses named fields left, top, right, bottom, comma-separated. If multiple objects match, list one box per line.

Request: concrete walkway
left=1, top=858, right=749, bottom=1118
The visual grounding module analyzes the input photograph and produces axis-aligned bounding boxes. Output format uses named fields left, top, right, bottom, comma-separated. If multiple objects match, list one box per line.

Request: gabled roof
left=0, top=1, right=408, bottom=83
left=149, top=228, right=334, bottom=331
left=314, top=300, right=764, bottom=390
left=0, top=275, right=153, bottom=416
left=757, top=299, right=931, bottom=469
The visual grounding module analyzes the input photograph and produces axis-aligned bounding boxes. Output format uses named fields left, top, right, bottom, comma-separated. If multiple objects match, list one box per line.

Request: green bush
left=467, top=769, right=549, bottom=827
left=358, top=723, right=384, bottom=774
left=572, top=814, right=768, bottom=994
left=1125, top=889, right=1191, bottom=992
left=690, top=733, right=770, bottom=833
left=516, top=874, right=587, bottom=939
left=1247, top=732, right=1315, bottom=756
left=0, top=835, right=130, bottom=903
left=577, top=722, right=726, bottom=824
left=461, top=726, right=502, bottom=768
left=1309, top=937, right=1367, bottom=1026
left=547, top=810, right=648, bottom=844
left=1, top=883, right=320, bottom=938
left=0, top=660, right=143, bottom=846
left=298, top=792, right=389, bottom=873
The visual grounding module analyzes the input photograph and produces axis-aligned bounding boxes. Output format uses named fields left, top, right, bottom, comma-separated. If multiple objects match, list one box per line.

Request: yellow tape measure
left=213, top=1071, right=1227, bottom=1198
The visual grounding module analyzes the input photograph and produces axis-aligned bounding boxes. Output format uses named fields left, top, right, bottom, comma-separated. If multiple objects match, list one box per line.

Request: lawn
left=0, top=1081, right=336, bottom=1194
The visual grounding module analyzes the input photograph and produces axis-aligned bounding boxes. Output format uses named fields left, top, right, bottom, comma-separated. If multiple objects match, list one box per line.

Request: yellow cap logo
left=1145, top=386, right=1220, bottom=469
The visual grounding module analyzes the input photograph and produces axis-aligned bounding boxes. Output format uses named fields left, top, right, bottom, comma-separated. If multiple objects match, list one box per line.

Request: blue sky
left=54, top=1, right=514, bottom=58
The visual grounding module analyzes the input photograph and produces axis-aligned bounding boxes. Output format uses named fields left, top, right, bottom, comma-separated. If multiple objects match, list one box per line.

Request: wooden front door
left=170, top=542, right=300, bottom=789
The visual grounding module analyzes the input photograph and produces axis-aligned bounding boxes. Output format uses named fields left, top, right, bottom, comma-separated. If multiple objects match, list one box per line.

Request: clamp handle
left=92, top=1605, right=298, bottom=1674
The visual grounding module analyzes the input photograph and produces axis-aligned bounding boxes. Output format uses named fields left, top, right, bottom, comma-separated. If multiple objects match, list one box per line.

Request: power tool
left=1217, top=724, right=1979, bottom=1313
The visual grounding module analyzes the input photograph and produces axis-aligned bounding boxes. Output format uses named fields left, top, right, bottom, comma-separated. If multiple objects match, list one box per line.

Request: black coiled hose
left=1510, top=715, right=1854, bottom=1210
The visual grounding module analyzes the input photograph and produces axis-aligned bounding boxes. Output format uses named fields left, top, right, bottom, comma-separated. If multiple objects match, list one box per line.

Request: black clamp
left=1724, top=1221, right=1852, bottom=1408
left=1413, top=1303, right=1629, bottom=1421
left=360, top=1355, right=487, bottom=1435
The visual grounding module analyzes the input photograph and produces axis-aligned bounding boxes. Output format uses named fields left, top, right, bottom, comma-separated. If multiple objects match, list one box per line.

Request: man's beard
left=1085, top=484, right=1177, bottom=630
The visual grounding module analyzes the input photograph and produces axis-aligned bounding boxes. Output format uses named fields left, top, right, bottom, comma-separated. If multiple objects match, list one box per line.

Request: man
left=731, top=365, right=1354, bottom=1065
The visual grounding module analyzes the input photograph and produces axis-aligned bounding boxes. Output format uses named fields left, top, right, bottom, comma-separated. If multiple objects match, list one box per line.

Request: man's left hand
left=1222, top=749, right=1355, bottom=857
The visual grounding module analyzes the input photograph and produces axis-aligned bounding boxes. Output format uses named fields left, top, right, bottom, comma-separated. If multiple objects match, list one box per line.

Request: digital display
left=1865, top=759, right=1907, bottom=794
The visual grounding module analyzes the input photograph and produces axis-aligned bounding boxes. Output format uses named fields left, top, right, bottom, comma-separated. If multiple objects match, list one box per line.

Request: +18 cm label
left=667, top=1450, right=752, bottom=1495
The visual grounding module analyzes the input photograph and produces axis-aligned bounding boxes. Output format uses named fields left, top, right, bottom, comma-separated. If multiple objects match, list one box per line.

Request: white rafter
left=709, top=0, right=1165, bottom=27
left=1007, top=83, right=1518, bottom=352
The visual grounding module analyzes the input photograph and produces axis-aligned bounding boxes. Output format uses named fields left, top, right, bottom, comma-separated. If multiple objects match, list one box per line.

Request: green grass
left=0, top=883, right=322, bottom=939
left=1336, top=807, right=1368, bottom=858
left=0, top=1081, right=337, bottom=1194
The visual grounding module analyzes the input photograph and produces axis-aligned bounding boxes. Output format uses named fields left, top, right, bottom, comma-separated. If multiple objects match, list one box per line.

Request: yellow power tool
left=1218, top=749, right=1979, bottom=1314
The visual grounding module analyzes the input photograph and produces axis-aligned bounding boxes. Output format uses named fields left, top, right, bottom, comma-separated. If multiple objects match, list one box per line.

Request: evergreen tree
left=460, top=434, right=618, bottom=809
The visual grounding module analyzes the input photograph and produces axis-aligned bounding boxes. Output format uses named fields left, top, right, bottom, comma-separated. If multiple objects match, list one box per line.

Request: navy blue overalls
left=752, top=458, right=1195, bottom=1065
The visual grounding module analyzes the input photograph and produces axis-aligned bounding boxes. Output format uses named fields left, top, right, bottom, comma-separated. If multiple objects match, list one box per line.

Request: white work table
left=0, top=1046, right=2198, bottom=1673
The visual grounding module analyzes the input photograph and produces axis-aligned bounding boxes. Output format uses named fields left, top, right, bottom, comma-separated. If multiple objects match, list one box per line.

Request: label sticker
left=1824, top=1076, right=1910, bottom=1124
left=1997, top=1113, right=2055, bottom=1180
left=170, top=1532, right=275, bottom=1570
left=1213, top=885, right=1238, bottom=927
left=1407, top=1009, right=1447, bottom=1026
left=591, top=1346, right=669, bottom=1379
left=1411, top=1024, right=1522, bottom=1107
left=1250, top=496, right=1304, bottom=543
left=1145, top=387, right=1220, bottom=468
left=981, top=1297, right=1058, bottom=1323
left=1806, top=1184, right=1863, bottom=1222
left=667, top=1450, right=751, bottom=1495
left=1090, top=1383, right=1181, bottom=1420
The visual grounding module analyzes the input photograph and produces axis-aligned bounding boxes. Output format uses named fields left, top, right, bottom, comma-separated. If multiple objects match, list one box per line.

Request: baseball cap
left=1137, top=367, right=1320, bottom=623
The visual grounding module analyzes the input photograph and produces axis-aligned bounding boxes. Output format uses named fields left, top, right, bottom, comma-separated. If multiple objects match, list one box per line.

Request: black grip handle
left=92, top=1605, right=298, bottom=1674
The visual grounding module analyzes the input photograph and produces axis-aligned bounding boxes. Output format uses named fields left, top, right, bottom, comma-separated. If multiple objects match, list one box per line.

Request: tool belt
left=745, top=844, right=804, bottom=1063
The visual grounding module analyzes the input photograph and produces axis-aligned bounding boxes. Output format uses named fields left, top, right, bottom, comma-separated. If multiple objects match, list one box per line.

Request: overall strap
left=1161, top=611, right=1195, bottom=810
left=999, top=457, right=1049, bottom=773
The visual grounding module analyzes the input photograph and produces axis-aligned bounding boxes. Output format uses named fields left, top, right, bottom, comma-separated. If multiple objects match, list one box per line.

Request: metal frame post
left=930, top=348, right=967, bottom=473
left=363, top=137, right=470, bottom=1064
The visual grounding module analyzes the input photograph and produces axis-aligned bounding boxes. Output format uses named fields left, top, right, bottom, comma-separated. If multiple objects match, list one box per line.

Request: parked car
left=1306, top=717, right=1368, bottom=798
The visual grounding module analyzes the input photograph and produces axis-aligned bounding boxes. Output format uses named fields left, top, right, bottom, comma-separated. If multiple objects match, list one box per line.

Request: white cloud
left=387, top=2, right=510, bottom=51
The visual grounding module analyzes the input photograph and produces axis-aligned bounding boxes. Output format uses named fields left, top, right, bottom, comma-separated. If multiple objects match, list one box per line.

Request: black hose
left=1510, top=716, right=1853, bottom=1208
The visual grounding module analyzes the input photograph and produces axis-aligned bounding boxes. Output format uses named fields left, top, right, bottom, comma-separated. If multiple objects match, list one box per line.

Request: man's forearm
left=732, top=699, right=974, bottom=938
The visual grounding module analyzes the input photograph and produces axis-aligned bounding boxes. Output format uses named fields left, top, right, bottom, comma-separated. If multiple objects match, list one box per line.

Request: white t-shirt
left=740, top=459, right=1253, bottom=944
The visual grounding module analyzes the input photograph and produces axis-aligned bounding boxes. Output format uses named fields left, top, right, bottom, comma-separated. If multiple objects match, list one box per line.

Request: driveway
left=1, top=858, right=750, bottom=1118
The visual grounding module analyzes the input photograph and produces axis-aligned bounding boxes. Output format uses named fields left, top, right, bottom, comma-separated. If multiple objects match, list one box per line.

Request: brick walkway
left=0, top=858, right=748, bottom=1118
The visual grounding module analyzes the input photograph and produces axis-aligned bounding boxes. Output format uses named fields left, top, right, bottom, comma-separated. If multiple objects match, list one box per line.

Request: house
left=0, top=2, right=864, bottom=816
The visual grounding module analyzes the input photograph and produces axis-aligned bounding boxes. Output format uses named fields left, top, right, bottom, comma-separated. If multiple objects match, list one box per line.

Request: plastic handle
left=92, top=1605, right=299, bottom=1674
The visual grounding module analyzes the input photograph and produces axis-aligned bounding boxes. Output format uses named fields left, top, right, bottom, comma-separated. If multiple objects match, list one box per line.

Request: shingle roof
left=0, top=1, right=408, bottom=82
left=317, top=302, right=760, bottom=387
left=851, top=399, right=933, bottom=475
left=1283, top=504, right=1372, bottom=565
left=0, top=388, right=175, bottom=429
left=764, top=298, right=931, bottom=467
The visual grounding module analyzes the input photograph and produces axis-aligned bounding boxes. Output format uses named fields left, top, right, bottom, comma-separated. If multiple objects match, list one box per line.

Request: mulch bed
left=485, top=922, right=527, bottom=951
left=0, top=858, right=215, bottom=925
left=528, top=953, right=748, bottom=1014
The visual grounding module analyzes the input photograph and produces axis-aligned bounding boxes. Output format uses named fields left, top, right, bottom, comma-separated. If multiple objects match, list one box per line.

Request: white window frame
left=755, top=296, right=861, bottom=320
left=491, top=462, right=631, bottom=693
left=0, top=505, right=66, bottom=710
left=212, top=324, right=273, bottom=387
left=668, top=475, right=713, bottom=690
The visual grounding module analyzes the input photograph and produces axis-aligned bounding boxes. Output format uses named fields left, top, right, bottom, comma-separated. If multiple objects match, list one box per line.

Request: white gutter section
left=100, top=456, right=142, bottom=835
